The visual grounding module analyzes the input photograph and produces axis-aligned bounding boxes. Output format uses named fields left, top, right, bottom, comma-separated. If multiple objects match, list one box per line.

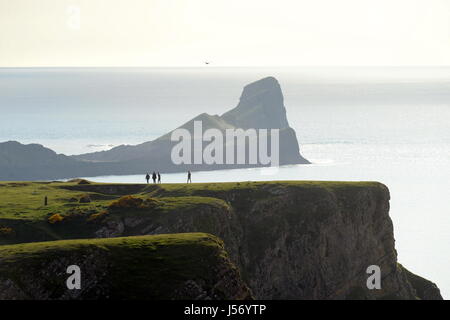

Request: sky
left=0, top=0, right=449, bottom=67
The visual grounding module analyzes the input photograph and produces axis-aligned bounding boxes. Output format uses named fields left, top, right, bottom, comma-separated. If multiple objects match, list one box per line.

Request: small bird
left=205, top=61, right=210, bottom=65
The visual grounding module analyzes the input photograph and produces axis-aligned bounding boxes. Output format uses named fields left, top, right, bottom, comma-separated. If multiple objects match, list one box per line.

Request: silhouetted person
left=157, top=172, right=161, bottom=184
left=152, top=171, right=157, bottom=184
left=187, top=171, right=192, bottom=183
left=145, top=173, right=150, bottom=184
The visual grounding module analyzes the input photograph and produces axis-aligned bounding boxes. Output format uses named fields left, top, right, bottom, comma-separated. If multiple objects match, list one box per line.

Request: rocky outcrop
left=85, top=181, right=442, bottom=300
left=0, top=181, right=442, bottom=300
left=0, top=234, right=252, bottom=300
left=400, top=264, right=442, bottom=300
left=222, top=76, right=290, bottom=129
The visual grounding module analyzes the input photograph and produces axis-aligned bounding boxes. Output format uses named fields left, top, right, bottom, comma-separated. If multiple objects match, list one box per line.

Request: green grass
left=156, top=196, right=230, bottom=213
left=0, top=180, right=383, bottom=221
left=143, top=180, right=384, bottom=200
left=146, top=180, right=383, bottom=193
left=0, top=180, right=386, bottom=245
left=0, top=233, right=243, bottom=299
left=0, top=233, right=222, bottom=260
left=0, top=181, right=112, bottom=220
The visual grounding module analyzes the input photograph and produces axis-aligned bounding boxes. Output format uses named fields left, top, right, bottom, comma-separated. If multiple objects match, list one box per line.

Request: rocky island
left=0, top=77, right=309, bottom=181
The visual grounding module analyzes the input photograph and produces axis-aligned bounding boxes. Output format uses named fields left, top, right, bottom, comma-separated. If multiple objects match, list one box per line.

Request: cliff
left=0, top=180, right=442, bottom=300
left=222, top=76, right=290, bottom=129
left=0, top=233, right=252, bottom=300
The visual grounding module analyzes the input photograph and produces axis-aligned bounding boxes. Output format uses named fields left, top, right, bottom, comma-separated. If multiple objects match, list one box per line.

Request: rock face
left=0, top=181, right=442, bottom=300
left=0, top=234, right=252, bottom=300
left=400, top=264, right=443, bottom=300
left=222, top=77, right=290, bottom=129
left=0, top=77, right=309, bottom=180
left=53, top=181, right=442, bottom=300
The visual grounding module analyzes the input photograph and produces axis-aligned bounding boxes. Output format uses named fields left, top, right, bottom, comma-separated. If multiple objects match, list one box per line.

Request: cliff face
left=71, top=181, right=441, bottom=300
left=0, top=234, right=252, bottom=300
left=221, top=76, right=290, bottom=129
left=0, top=181, right=442, bottom=300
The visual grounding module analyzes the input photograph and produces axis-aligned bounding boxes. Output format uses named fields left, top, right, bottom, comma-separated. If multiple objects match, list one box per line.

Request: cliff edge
left=0, top=181, right=442, bottom=300
left=0, top=233, right=252, bottom=300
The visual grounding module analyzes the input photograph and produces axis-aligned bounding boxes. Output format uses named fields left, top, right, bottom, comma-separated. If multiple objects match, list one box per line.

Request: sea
left=0, top=66, right=449, bottom=298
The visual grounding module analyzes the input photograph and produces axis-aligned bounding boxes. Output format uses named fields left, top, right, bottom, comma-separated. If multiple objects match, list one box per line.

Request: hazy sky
left=1, top=0, right=449, bottom=67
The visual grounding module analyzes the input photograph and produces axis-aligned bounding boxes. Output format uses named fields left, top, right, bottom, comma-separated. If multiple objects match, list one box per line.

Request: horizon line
left=1, top=65, right=449, bottom=69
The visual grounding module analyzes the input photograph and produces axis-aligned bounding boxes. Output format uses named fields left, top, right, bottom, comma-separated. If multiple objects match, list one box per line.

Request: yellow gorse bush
left=48, top=213, right=64, bottom=224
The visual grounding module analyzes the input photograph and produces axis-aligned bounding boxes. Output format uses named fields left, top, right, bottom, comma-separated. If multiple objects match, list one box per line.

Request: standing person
left=152, top=171, right=157, bottom=184
left=145, top=173, right=150, bottom=184
left=187, top=171, right=192, bottom=183
left=157, top=172, right=161, bottom=184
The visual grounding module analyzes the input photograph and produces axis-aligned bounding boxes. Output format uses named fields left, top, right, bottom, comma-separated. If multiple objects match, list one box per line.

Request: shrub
left=108, top=196, right=160, bottom=210
left=109, top=196, right=144, bottom=209
left=48, top=213, right=64, bottom=224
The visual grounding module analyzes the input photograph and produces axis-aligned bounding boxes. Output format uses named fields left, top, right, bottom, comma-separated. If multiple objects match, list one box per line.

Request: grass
left=0, top=233, right=222, bottom=262
left=0, top=180, right=383, bottom=220
left=0, top=180, right=386, bottom=245
left=0, top=181, right=112, bottom=221
left=0, top=233, right=243, bottom=299
left=146, top=180, right=383, bottom=194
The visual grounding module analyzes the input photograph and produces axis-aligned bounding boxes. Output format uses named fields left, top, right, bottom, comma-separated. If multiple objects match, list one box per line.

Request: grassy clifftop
left=0, top=180, right=442, bottom=300
left=0, top=180, right=386, bottom=245
left=0, top=233, right=252, bottom=300
left=0, top=180, right=385, bottom=221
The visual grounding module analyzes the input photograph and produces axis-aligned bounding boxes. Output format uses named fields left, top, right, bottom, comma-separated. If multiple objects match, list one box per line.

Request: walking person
left=187, top=170, right=192, bottom=183
left=152, top=171, right=157, bottom=184
left=157, top=172, right=161, bottom=184
left=145, top=173, right=150, bottom=184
